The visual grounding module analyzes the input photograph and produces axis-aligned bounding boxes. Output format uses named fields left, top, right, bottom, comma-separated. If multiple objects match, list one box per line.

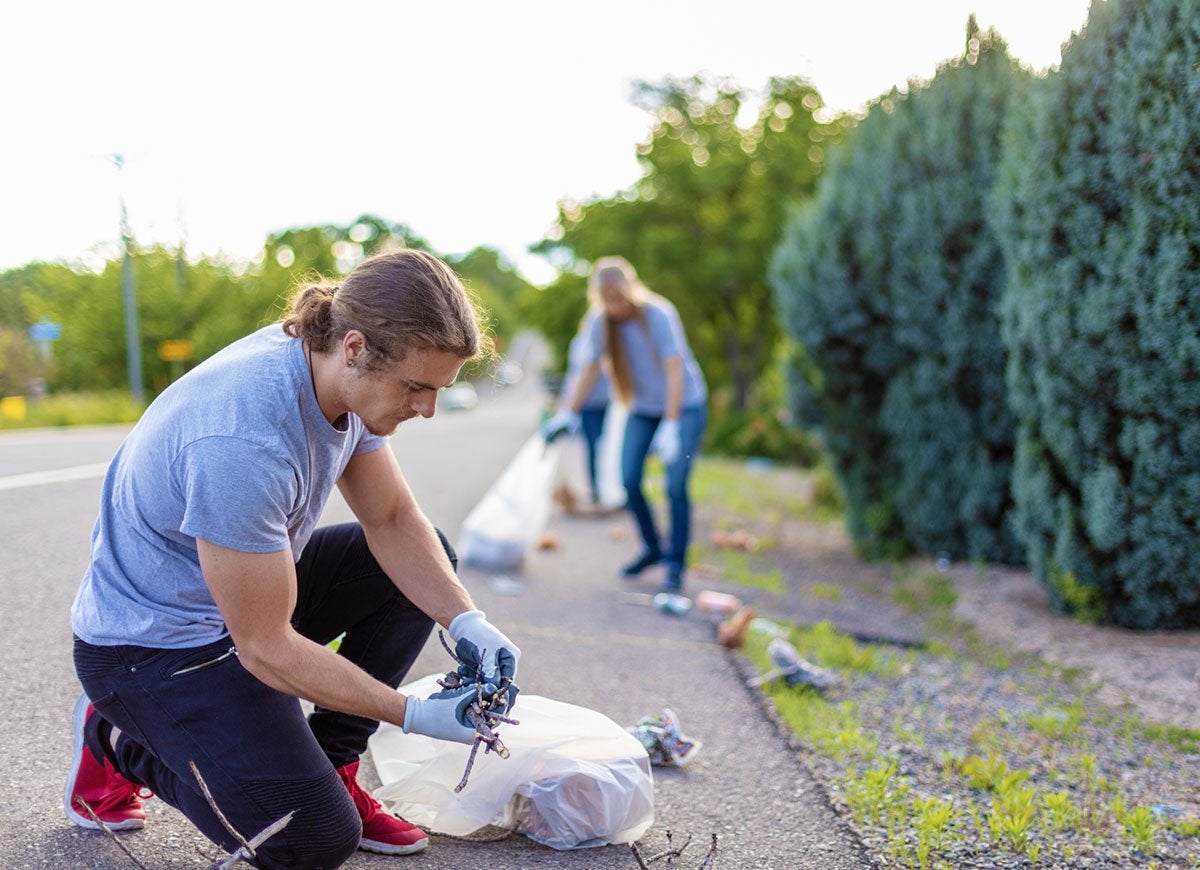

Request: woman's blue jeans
left=579, top=405, right=608, bottom=503
left=72, top=522, right=446, bottom=869
left=621, top=404, right=707, bottom=575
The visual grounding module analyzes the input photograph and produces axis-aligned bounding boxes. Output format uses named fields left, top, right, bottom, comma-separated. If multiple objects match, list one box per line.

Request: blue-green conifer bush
left=771, top=22, right=1026, bottom=563
left=993, top=0, right=1200, bottom=627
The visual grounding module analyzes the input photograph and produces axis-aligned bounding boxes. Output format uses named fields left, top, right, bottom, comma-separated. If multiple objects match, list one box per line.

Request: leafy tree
left=993, top=0, right=1200, bottom=627
left=0, top=327, right=37, bottom=396
left=771, top=20, right=1027, bottom=561
left=0, top=263, right=52, bottom=393
left=536, top=74, right=840, bottom=411
left=448, top=246, right=534, bottom=357
left=7, top=214, right=534, bottom=397
left=515, top=268, right=590, bottom=377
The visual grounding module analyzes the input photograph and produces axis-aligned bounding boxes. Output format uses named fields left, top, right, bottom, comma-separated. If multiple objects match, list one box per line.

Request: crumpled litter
left=747, top=637, right=838, bottom=691
left=627, top=708, right=702, bottom=767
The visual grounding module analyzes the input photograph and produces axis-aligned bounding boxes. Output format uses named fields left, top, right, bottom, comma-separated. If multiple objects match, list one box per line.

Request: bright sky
left=1, top=1, right=1093, bottom=285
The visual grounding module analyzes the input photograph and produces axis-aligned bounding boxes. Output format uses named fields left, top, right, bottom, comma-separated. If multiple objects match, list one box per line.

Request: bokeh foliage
left=0, top=214, right=533, bottom=399
left=530, top=73, right=843, bottom=413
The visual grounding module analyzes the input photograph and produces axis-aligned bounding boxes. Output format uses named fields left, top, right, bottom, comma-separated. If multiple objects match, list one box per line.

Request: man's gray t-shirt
left=71, top=324, right=387, bottom=648
left=587, top=296, right=707, bottom=415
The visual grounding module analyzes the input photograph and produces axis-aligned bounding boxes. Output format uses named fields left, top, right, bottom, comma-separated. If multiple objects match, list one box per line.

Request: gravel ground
left=686, top=458, right=1200, bottom=869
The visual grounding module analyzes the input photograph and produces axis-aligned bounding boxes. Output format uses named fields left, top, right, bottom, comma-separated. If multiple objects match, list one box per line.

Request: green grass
left=892, top=566, right=958, bottom=613
left=809, top=582, right=843, bottom=602
left=742, top=615, right=1199, bottom=868
left=0, top=391, right=144, bottom=429
left=689, top=455, right=840, bottom=524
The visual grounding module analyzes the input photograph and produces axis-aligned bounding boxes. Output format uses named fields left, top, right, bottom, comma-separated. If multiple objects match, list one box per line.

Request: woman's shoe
left=659, top=569, right=684, bottom=594
left=621, top=551, right=662, bottom=578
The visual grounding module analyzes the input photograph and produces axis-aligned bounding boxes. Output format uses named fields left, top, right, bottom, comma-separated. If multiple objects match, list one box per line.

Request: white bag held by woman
left=456, top=433, right=561, bottom=571
left=369, top=674, right=655, bottom=850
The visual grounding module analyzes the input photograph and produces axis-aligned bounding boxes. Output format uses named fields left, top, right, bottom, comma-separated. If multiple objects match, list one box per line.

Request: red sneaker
left=63, top=694, right=150, bottom=831
left=336, top=760, right=429, bottom=855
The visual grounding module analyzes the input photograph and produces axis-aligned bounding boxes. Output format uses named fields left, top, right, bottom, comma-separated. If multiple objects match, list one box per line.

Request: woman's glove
left=652, top=418, right=682, bottom=465
left=541, top=409, right=580, bottom=444
left=402, top=684, right=479, bottom=744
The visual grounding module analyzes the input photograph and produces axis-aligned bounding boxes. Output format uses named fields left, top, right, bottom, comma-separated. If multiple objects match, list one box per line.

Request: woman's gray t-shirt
left=587, top=296, right=707, bottom=415
left=71, top=324, right=386, bottom=648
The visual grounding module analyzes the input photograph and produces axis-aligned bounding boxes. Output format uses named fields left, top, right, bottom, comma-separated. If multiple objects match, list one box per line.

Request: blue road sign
left=28, top=320, right=62, bottom=342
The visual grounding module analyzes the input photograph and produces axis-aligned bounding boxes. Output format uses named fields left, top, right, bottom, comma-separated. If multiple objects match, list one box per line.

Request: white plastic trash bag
left=595, top=402, right=627, bottom=511
left=369, top=674, right=655, bottom=850
left=457, top=433, right=560, bottom=571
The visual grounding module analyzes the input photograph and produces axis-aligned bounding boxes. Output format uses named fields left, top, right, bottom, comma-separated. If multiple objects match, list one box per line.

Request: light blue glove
left=652, top=418, right=682, bottom=465
left=455, top=639, right=520, bottom=714
left=402, top=684, right=479, bottom=744
left=448, top=610, right=521, bottom=686
left=541, top=409, right=580, bottom=444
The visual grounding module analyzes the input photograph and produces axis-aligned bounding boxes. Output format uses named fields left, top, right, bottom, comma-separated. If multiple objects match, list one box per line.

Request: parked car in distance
left=494, top=361, right=523, bottom=385
left=441, top=382, right=478, bottom=411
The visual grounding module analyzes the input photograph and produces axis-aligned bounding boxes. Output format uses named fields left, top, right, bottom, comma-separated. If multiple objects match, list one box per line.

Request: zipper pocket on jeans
left=168, top=646, right=238, bottom=678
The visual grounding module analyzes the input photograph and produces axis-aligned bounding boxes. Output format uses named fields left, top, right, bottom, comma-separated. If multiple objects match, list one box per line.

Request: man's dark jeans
left=73, top=523, right=447, bottom=869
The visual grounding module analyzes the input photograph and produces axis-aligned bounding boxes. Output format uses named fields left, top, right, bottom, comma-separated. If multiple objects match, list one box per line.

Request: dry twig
left=630, top=831, right=717, bottom=869
left=436, top=630, right=520, bottom=792
left=76, top=799, right=151, bottom=870
left=189, top=760, right=295, bottom=869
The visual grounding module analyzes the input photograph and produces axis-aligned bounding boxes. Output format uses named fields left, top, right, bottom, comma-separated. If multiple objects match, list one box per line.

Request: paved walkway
left=355, top=438, right=878, bottom=868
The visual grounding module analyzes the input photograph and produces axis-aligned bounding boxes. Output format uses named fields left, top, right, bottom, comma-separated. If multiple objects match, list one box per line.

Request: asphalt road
left=0, top=334, right=870, bottom=869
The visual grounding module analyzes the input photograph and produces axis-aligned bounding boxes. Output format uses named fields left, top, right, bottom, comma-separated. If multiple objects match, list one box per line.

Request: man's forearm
left=364, top=508, right=474, bottom=629
left=239, top=629, right=410, bottom=727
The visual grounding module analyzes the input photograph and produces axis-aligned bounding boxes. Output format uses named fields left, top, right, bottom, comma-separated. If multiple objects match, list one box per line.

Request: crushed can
left=653, top=592, right=693, bottom=617
left=627, top=708, right=702, bottom=766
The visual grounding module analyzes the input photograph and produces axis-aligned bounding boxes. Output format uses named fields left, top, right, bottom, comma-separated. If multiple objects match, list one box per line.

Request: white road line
left=0, top=462, right=110, bottom=492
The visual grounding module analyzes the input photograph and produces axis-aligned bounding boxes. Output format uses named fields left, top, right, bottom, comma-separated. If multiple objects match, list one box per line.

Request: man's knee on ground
left=234, top=769, right=362, bottom=869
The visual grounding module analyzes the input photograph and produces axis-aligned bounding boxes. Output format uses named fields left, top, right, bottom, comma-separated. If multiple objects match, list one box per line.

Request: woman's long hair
left=588, top=256, right=657, bottom=406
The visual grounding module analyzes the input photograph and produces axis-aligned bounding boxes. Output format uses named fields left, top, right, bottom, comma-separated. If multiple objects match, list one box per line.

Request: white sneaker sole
left=63, top=693, right=144, bottom=831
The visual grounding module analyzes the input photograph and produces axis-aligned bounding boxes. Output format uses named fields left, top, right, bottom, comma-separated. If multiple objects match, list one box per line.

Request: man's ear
left=342, top=330, right=367, bottom=367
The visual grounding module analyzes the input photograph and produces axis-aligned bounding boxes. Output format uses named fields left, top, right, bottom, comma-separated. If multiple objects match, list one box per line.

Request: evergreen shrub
left=993, top=0, right=1200, bottom=627
left=770, top=22, right=1027, bottom=562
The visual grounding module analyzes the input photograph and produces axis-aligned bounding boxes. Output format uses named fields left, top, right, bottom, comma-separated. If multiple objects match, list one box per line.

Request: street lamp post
left=113, top=154, right=144, bottom=405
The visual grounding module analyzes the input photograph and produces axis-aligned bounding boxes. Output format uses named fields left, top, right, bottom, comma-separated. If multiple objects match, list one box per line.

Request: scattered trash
left=710, top=529, right=759, bottom=552
left=935, top=551, right=951, bottom=573
left=1151, top=804, right=1185, bottom=819
left=536, top=531, right=561, bottom=552
left=618, top=591, right=657, bottom=607
left=748, top=617, right=789, bottom=639
left=489, top=575, right=525, bottom=596
left=695, top=590, right=742, bottom=615
left=552, top=482, right=581, bottom=515
left=716, top=606, right=756, bottom=649
left=654, top=592, right=693, bottom=617
left=746, top=456, right=774, bottom=472
left=747, top=637, right=838, bottom=691
left=691, top=562, right=723, bottom=579
left=627, top=709, right=702, bottom=767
